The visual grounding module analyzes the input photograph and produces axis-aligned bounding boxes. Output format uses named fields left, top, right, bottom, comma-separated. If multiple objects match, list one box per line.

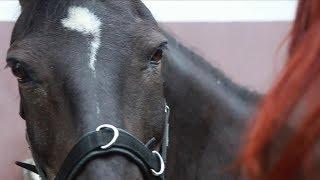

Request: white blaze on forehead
left=61, top=6, right=102, bottom=71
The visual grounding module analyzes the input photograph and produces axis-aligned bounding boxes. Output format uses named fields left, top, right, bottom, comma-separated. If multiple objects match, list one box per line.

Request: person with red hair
left=240, top=0, right=320, bottom=179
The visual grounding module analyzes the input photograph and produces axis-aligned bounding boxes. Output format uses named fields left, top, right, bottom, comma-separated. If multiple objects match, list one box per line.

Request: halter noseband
left=17, top=105, right=170, bottom=180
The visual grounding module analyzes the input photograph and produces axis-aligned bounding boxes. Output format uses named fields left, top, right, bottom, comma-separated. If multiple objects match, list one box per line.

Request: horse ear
left=18, top=0, right=36, bottom=8
left=18, top=0, right=26, bottom=6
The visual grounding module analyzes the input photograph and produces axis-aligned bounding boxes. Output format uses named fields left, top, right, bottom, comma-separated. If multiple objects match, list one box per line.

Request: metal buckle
left=96, top=124, right=119, bottom=149
left=165, top=105, right=170, bottom=113
left=150, top=151, right=165, bottom=176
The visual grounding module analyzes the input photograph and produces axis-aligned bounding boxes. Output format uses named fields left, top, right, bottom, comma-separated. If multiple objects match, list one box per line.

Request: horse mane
left=240, top=0, right=320, bottom=179
left=163, top=30, right=260, bottom=103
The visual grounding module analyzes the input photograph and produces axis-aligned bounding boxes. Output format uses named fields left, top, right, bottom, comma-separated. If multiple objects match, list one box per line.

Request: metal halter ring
left=96, top=124, right=119, bottom=149
left=150, top=151, right=165, bottom=176
left=165, top=105, right=169, bottom=113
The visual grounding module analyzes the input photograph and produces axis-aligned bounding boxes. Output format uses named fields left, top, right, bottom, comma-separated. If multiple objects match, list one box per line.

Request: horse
left=8, top=0, right=168, bottom=179
left=162, top=33, right=259, bottom=179
left=240, top=0, right=320, bottom=179
left=7, top=0, right=259, bottom=179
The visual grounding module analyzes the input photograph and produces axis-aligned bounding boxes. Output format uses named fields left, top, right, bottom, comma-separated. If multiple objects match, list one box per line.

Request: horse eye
left=150, top=49, right=163, bottom=65
left=11, top=62, right=29, bottom=83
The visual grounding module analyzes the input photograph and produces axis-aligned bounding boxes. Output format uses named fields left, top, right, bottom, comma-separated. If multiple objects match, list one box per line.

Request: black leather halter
left=16, top=105, right=170, bottom=180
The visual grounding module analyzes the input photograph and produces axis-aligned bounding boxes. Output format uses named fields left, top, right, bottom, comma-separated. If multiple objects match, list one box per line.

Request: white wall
left=0, top=0, right=297, bottom=22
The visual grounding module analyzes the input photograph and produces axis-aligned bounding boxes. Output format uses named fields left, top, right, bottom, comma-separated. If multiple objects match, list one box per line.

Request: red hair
left=240, top=0, right=320, bottom=179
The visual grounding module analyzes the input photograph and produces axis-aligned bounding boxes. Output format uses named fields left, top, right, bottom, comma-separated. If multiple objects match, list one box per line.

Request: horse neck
left=162, top=32, right=260, bottom=179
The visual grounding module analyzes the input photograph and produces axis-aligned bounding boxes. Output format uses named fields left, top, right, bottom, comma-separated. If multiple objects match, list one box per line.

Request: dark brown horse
left=9, top=0, right=167, bottom=179
left=162, top=33, right=259, bottom=179
left=7, top=0, right=259, bottom=179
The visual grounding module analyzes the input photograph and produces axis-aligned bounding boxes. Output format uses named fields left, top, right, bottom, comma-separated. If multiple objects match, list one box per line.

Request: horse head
left=7, top=0, right=167, bottom=179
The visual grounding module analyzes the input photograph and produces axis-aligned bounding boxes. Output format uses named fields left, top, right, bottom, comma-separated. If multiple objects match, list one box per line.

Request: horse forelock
left=12, top=0, right=71, bottom=44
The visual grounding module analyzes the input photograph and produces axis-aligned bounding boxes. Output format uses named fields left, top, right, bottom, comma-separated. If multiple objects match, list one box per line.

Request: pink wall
left=0, top=21, right=290, bottom=179
left=0, top=22, right=30, bottom=180
left=160, top=22, right=290, bottom=93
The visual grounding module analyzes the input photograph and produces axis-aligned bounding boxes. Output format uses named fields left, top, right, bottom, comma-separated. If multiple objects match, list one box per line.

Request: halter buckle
left=96, top=124, right=119, bottom=149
